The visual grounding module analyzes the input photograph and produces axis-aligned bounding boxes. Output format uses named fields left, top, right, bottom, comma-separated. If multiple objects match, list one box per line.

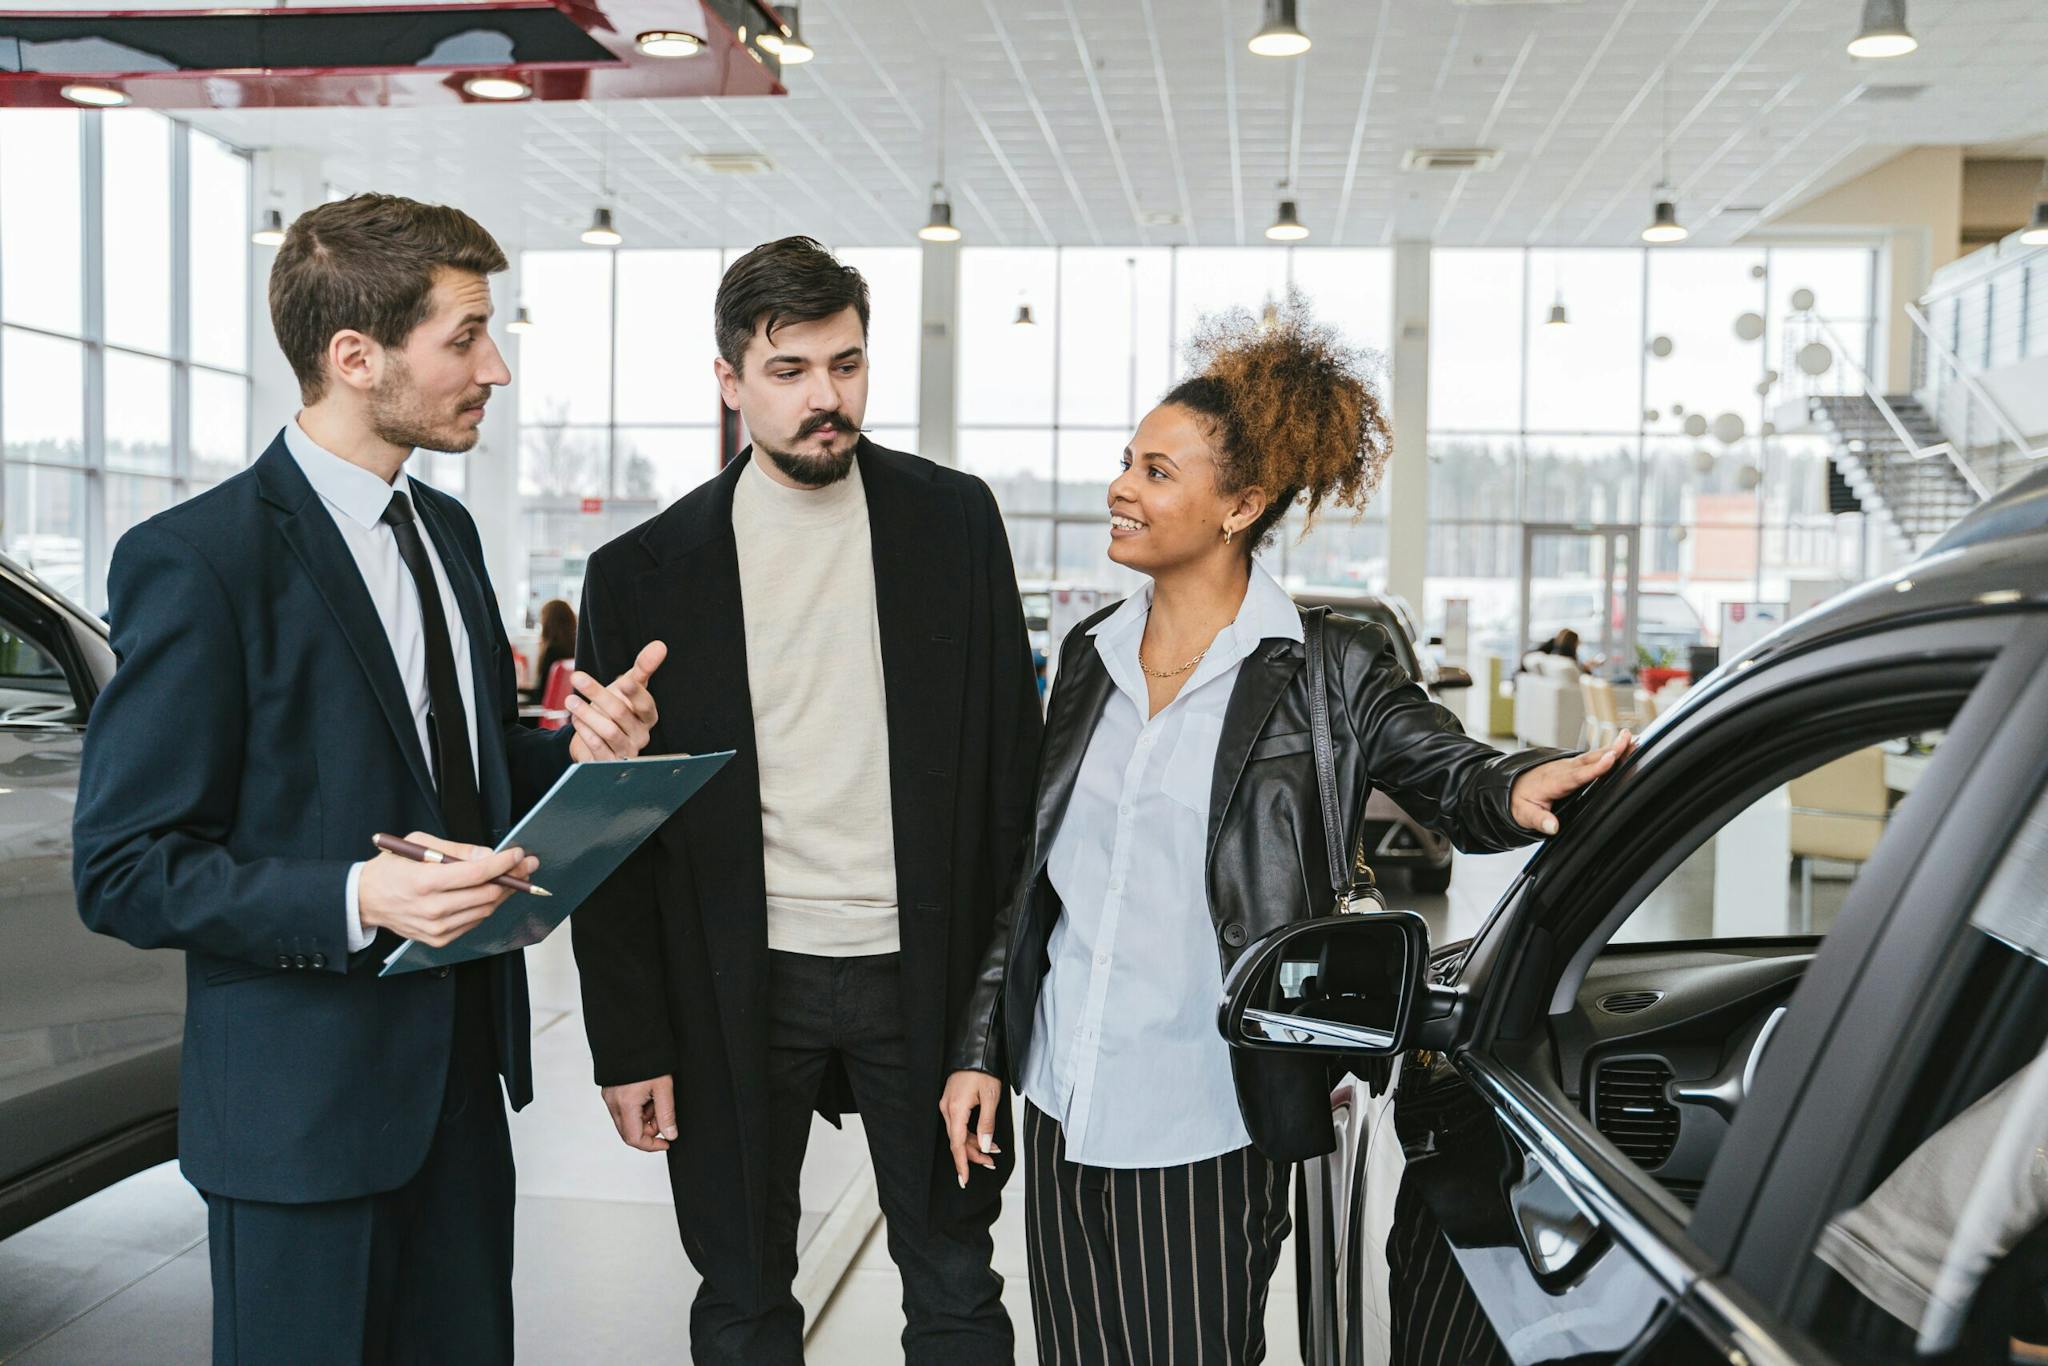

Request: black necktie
left=382, top=490, right=487, bottom=846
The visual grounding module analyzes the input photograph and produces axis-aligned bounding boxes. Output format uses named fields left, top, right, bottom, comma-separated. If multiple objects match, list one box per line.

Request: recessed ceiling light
left=636, top=30, right=704, bottom=58
left=60, top=84, right=129, bottom=108
left=462, top=74, right=531, bottom=101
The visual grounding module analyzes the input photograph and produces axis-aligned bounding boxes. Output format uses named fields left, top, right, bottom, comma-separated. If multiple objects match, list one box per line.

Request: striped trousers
left=1023, top=1101, right=1291, bottom=1366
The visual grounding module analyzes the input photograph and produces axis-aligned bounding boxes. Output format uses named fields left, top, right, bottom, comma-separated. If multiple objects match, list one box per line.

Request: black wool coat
left=570, top=438, right=1042, bottom=1306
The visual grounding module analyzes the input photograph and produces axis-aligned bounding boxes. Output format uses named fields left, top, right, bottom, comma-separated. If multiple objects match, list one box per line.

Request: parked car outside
left=0, top=552, right=180, bottom=1241
left=1227, top=467, right=2048, bottom=1364
left=1293, top=588, right=1473, bottom=895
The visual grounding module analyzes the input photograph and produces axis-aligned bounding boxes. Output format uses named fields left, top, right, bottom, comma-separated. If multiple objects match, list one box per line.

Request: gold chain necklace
left=1138, top=646, right=1208, bottom=680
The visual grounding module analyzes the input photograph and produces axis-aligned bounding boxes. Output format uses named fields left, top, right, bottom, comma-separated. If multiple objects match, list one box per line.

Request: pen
left=370, top=833, right=551, bottom=897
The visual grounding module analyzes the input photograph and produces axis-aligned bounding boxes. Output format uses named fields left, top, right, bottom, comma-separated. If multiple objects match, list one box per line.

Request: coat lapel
left=1205, top=639, right=1306, bottom=868
left=1027, top=638, right=1117, bottom=877
left=255, top=441, right=441, bottom=817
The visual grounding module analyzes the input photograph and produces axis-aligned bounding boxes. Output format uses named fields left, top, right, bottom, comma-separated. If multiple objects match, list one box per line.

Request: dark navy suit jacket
left=72, top=433, right=573, bottom=1204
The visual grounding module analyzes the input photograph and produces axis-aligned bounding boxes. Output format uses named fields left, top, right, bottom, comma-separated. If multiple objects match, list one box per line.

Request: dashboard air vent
left=1597, top=990, right=1663, bottom=1016
left=1594, top=1059, right=1681, bottom=1169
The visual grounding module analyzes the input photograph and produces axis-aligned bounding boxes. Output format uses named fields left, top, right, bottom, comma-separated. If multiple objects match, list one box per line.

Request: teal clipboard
left=379, top=750, right=733, bottom=976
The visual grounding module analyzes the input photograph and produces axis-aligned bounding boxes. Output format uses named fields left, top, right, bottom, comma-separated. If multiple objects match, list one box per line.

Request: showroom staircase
left=1808, top=393, right=1981, bottom=554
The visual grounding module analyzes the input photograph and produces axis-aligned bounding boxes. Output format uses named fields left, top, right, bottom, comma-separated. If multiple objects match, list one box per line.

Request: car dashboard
left=1553, top=942, right=1814, bottom=1205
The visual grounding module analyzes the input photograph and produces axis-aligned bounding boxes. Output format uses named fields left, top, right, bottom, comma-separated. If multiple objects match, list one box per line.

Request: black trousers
left=203, top=962, right=514, bottom=1366
left=687, top=950, right=1013, bottom=1365
left=1024, top=1101, right=1292, bottom=1366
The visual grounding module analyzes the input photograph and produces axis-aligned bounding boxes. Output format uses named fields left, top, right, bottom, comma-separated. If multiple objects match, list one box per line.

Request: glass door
left=1520, top=524, right=1639, bottom=679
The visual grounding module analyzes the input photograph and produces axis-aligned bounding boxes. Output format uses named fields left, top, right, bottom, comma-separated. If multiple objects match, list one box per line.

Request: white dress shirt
left=280, top=421, right=480, bottom=955
left=1021, top=561, right=1304, bottom=1168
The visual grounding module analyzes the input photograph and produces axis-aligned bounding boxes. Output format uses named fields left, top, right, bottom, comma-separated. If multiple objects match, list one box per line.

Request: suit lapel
left=256, top=442, right=441, bottom=817
left=413, top=488, right=513, bottom=835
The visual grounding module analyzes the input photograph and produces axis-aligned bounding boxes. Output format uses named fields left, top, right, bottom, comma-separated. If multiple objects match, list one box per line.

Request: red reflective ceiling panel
left=0, top=0, right=785, bottom=109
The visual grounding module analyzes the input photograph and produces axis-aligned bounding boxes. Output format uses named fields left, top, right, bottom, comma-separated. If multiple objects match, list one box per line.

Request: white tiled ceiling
left=176, top=0, right=2048, bottom=250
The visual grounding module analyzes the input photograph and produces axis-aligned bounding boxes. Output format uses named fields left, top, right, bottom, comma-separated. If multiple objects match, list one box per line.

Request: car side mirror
left=1218, top=912, right=1434, bottom=1058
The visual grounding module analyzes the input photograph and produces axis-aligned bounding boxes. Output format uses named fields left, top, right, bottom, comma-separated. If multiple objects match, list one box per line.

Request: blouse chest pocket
left=1160, top=711, right=1224, bottom=816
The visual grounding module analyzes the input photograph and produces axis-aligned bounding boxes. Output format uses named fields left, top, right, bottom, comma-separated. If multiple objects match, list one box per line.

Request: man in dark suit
left=72, top=194, right=664, bottom=1364
left=571, top=237, right=1042, bottom=1364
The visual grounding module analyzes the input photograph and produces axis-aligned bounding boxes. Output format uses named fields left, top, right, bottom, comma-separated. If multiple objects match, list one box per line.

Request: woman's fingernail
left=958, top=1174, right=968, bottom=1188
left=978, top=1134, right=995, bottom=1154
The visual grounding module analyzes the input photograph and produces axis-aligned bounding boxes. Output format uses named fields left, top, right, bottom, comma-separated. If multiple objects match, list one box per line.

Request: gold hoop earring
left=1223, top=526, right=1235, bottom=546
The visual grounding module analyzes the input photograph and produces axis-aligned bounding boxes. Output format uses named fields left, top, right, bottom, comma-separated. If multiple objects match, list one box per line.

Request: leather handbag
left=1302, top=606, right=1387, bottom=918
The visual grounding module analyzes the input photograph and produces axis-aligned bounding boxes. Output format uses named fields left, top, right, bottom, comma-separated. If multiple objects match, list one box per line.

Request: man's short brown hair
left=268, top=194, right=508, bottom=404
left=714, top=236, right=869, bottom=375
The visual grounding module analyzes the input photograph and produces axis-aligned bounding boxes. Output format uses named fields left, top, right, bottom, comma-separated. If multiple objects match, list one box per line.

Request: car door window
left=1611, top=730, right=1945, bottom=945
left=0, top=612, right=78, bottom=726
left=1798, top=781, right=2048, bottom=1363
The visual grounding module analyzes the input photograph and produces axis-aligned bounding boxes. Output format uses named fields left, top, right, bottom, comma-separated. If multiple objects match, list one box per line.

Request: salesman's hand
left=358, top=833, right=539, bottom=948
left=1509, top=730, right=1635, bottom=836
left=601, top=1075, right=677, bottom=1152
left=939, top=1069, right=1004, bottom=1188
left=568, top=640, right=667, bottom=763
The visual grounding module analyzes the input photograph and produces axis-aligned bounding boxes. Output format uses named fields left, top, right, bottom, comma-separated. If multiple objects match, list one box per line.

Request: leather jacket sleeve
left=1339, top=621, right=1568, bottom=853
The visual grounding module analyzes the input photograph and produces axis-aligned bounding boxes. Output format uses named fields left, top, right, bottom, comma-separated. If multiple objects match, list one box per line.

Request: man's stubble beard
left=371, top=354, right=484, bottom=455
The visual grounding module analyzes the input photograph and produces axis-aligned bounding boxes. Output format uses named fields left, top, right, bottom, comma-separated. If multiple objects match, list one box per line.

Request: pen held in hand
left=370, top=833, right=552, bottom=897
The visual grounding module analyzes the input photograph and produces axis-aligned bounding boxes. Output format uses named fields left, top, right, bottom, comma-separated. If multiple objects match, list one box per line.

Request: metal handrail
left=1800, top=311, right=1991, bottom=501
left=1903, top=300, right=2042, bottom=459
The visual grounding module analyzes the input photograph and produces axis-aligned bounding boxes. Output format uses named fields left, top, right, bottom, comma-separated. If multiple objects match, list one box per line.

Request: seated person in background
left=1523, top=627, right=1587, bottom=673
left=522, top=597, right=576, bottom=703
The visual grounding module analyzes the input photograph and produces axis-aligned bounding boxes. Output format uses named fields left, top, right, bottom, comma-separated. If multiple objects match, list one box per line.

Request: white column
left=471, top=253, right=525, bottom=625
left=917, top=239, right=961, bottom=466
left=1385, top=241, right=1432, bottom=612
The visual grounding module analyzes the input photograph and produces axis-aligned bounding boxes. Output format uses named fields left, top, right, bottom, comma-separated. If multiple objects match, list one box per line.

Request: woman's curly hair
left=1164, top=288, right=1392, bottom=553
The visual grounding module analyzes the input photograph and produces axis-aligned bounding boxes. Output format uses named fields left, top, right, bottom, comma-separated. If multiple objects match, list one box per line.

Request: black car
left=1227, top=469, right=2048, bottom=1364
left=0, top=553, right=181, bottom=1241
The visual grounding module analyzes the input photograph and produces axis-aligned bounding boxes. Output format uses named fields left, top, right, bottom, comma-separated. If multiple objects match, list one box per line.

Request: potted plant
left=1635, top=644, right=1689, bottom=695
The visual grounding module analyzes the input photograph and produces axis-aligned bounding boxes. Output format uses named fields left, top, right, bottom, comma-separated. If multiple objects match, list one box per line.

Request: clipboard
left=379, top=750, right=733, bottom=975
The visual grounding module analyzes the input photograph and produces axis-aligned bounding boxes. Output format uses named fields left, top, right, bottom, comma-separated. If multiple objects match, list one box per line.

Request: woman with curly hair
left=940, top=295, right=1630, bottom=1363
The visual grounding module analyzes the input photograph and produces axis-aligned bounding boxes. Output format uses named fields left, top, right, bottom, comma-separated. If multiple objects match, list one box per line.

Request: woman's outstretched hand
left=1509, top=731, right=1635, bottom=836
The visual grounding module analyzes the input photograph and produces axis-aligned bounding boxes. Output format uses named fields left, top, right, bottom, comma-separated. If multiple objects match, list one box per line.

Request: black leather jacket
left=948, top=603, right=1568, bottom=1163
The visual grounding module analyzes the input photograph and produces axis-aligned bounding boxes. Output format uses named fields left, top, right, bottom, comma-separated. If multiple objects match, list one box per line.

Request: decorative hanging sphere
left=1766, top=368, right=1780, bottom=383
left=1671, top=402, right=1687, bottom=416
left=1756, top=378, right=1775, bottom=396
left=1690, top=447, right=1717, bottom=474
left=1684, top=413, right=1709, bottom=438
left=1797, top=340, right=1835, bottom=376
left=1713, top=412, right=1746, bottom=445
left=1644, top=408, right=1661, bottom=424
left=1760, top=420, right=1777, bottom=437
left=1649, top=335, right=1675, bottom=358
left=1750, top=264, right=1767, bottom=280
left=1791, top=288, right=1816, bottom=312
left=1734, top=312, right=1765, bottom=341
left=1673, top=526, right=1690, bottom=543
left=1736, top=463, right=1763, bottom=491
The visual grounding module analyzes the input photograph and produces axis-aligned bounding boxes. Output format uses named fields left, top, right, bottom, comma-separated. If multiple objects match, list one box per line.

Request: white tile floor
left=0, top=846, right=1533, bottom=1364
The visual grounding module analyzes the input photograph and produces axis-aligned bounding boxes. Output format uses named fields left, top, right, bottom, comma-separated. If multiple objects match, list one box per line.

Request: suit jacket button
left=276, top=954, right=291, bottom=969
left=311, top=952, right=328, bottom=969
left=1221, top=923, right=1248, bottom=948
left=434, top=967, right=451, bottom=979
left=293, top=954, right=309, bottom=969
